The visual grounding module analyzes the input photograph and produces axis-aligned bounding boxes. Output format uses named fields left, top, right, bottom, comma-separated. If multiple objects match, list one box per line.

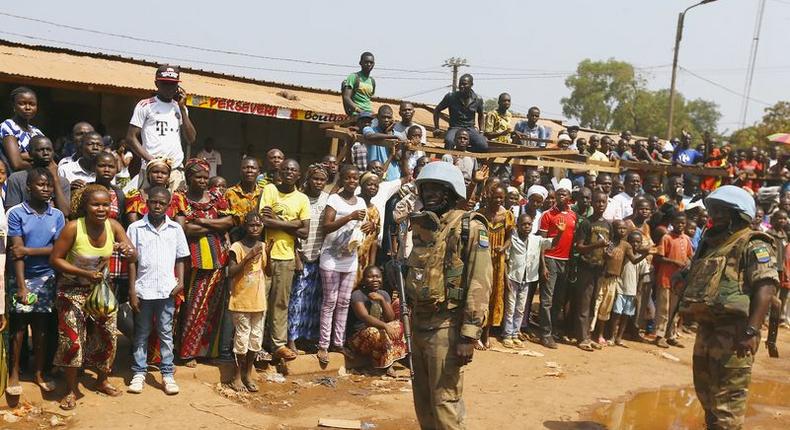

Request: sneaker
left=128, top=374, right=145, bottom=394
left=512, top=337, right=524, bottom=347
left=655, top=337, right=670, bottom=348
left=502, top=337, right=516, bottom=349
left=541, top=336, right=558, bottom=349
left=163, top=375, right=179, bottom=395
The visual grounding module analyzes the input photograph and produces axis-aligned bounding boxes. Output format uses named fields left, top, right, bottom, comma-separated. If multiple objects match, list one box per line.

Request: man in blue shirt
left=672, top=132, right=704, bottom=166
left=514, top=107, right=551, bottom=149
left=363, top=105, right=404, bottom=180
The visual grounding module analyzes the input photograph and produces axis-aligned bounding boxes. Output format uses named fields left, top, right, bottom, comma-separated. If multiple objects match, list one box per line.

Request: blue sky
left=0, top=0, right=788, bottom=134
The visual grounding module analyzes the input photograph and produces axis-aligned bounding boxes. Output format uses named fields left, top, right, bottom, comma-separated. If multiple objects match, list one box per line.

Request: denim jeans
left=132, top=297, right=175, bottom=376
left=444, top=127, right=488, bottom=152
left=503, top=279, right=530, bottom=337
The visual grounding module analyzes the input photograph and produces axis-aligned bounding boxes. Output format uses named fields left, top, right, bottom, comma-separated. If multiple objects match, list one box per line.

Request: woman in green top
left=50, top=184, right=136, bottom=410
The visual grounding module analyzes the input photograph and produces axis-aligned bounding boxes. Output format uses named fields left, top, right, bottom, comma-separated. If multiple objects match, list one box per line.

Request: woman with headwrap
left=177, top=158, right=234, bottom=365
left=356, top=171, right=381, bottom=285
left=125, top=157, right=187, bottom=225
left=286, top=163, right=329, bottom=353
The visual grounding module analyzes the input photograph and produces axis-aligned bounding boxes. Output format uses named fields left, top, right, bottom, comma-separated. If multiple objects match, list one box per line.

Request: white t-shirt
left=620, top=258, right=650, bottom=296
left=57, top=159, right=96, bottom=184
left=319, top=193, right=366, bottom=273
left=365, top=179, right=402, bottom=245
left=196, top=149, right=222, bottom=177
left=608, top=192, right=634, bottom=221
left=130, top=96, right=185, bottom=167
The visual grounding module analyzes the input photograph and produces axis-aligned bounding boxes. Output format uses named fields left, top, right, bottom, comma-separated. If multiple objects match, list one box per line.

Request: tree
left=483, top=97, right=498, bottom=113
left=730, top=101, right=790, bottom=148
left=562, top=58, right=721, bottom=138
left=561, top=59, right=638, bottom=130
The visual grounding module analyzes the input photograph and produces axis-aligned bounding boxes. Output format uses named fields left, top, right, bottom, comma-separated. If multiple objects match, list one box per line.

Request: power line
left=0, top=11, right=446, bottom=74
left=0, top=30, right=349, bottom=78
left=399, top=85, right=451, bottom=99
left=679, top=66, right=772, bottom=106
left=740, top=0, right=768, bottom=127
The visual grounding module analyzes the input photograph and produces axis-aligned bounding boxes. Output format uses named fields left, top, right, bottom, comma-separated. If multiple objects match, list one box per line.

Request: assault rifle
left=387, top=219, right=414, bottom=379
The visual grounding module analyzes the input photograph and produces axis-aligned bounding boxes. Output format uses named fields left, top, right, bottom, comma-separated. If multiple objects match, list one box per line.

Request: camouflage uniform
left=406, top=209, right=492, bottom=430
left=681, top=227, right=779, bottom=430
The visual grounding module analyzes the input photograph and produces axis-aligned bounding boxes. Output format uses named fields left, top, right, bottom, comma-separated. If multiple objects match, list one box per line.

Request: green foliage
left=561, top=59, right=637, bottom=130
left=561, top=59, right=721, bottom=139
left=730, top=101, right=790, bottom=148
left=483, top=97, right=499, bottom=113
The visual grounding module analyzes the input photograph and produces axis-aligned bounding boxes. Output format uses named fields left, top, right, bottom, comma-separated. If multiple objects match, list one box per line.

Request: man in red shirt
left=538, top=179, right=577, bottom=348
left=736, top=146, right=763, bottom=194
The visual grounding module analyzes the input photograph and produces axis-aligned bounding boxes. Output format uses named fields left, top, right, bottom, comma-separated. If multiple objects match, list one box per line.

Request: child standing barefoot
left=610, top=231, right=651, bottom=347
left=227, top=212, right=267, bottom=392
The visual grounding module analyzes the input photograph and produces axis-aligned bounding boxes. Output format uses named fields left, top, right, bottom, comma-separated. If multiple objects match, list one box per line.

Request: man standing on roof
left=126, top=65, right=197, bottom=191
left=433, top=74, right=487, bottom=152
left=342, top=52, right=376, bottom=116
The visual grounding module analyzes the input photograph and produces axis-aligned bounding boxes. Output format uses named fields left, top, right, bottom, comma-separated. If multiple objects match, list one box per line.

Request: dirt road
left=2, top=329, right=789, bottom=429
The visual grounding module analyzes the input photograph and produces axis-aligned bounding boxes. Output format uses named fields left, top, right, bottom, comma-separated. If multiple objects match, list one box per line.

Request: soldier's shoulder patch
left=478, top=230, right=489, bottom=248
left=753, top=245, right=771, bottom=263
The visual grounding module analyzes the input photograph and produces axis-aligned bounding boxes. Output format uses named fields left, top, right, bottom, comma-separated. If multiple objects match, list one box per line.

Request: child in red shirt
left=654, top=212, right=693, bottom=348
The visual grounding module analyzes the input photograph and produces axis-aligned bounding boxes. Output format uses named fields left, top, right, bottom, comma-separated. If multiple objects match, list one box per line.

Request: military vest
left=680, top=228, right=773, bottom=321
left=405, top=209, right=476, bottom=310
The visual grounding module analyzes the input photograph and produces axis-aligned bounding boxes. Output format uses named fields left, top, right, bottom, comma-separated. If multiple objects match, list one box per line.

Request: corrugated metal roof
left=0, top=39, right=441, bottom=125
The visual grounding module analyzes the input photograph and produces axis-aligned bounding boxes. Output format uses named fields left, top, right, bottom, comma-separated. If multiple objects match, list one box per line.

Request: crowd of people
left=0, top=54, right=787, bottom=420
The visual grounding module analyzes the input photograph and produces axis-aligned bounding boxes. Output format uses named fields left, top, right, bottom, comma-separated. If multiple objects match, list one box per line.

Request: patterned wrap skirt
left=348, top=320, right=408, bottom=369
left=288, top=261, right=322, bottom=342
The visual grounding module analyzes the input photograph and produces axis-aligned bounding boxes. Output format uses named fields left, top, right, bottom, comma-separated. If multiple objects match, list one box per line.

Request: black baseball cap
left=156, top=65, right=181, bottom=82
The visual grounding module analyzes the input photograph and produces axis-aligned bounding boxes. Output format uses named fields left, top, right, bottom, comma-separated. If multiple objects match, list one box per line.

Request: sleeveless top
left=62, top=218, right=114, bottom=286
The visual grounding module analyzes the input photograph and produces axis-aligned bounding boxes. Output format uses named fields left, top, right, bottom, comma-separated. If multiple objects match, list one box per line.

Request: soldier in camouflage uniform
left=405, top=161, right=492, bottom=430
left=679, top=186, right=779, bottom=430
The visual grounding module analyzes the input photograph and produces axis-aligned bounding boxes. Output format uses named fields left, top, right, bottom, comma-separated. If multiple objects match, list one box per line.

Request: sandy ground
left=1, top=328, right=789, bottom=429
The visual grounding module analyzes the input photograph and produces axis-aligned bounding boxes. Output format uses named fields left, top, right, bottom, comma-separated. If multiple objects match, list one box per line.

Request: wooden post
left=330, top=137, right=339, bottom=157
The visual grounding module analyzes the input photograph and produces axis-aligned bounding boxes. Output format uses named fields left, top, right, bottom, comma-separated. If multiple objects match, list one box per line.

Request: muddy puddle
left=587, top=379, right=790, bottom=429
left=212, top=366, right=418, bottom=430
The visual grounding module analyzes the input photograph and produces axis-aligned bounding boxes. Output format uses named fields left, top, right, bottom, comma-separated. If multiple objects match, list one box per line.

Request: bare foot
left=475, top=340, right=488, bottom=351
left=97, top=381, right=122, bottom=397
left=230, top=378, right=246, bottom=392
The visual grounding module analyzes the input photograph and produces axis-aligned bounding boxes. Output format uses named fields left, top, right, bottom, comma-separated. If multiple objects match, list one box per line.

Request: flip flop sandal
left=59, top=393, right=77, bottom=411
left=276, top=346, right=297, bottom=361
left=36, top=380, right=57, bottom=392
left=316, top=349, right=329, bottom=365
left=5, top=385, right=22, bottom=396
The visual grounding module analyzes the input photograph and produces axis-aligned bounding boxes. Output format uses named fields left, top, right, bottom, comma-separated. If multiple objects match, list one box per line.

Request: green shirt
left=344, top=73, right=375, bottom=113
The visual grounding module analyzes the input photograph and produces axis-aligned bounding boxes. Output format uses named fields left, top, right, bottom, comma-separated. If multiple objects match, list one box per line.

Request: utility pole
left=443, top=57, right=468, bottom=92
left=667, top=0, right=718, bottom=140
left=739, top=0, right=767, bottom=128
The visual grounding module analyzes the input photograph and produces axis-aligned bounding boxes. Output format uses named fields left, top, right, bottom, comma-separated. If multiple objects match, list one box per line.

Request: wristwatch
left=744, top=326, right=759, bottom=338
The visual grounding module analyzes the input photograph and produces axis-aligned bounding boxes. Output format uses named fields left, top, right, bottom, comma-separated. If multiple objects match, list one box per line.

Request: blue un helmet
left=704, top=185, right=757, bottom=222
left=415, top=161, right=467, bottom=200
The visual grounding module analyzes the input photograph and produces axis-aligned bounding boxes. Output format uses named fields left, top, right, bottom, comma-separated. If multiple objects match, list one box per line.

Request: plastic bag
left=84, top=268, right=118, bottom=319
